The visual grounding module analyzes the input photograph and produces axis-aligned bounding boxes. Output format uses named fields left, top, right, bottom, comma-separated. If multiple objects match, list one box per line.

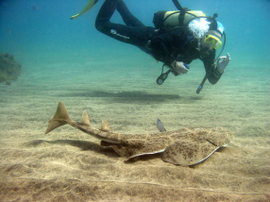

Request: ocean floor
left=0, top=58, right=269, bottom=201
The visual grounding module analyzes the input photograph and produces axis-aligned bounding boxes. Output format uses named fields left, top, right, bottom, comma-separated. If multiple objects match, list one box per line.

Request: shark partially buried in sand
left=45, top=102, right=233, bottom=166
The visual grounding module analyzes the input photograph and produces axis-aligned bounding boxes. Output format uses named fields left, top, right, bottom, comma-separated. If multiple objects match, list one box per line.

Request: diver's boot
left=70, top=0, right=99, bottom=19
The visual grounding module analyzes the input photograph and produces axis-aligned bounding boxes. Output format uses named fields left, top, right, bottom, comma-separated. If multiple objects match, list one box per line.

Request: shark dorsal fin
left=81, top=111, right=91, bottom=126
left=100, top=120, right=110, bottom=132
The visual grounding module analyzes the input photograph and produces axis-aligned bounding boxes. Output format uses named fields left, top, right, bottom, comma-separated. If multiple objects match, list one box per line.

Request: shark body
left=46, top=102, right=232, bottom=166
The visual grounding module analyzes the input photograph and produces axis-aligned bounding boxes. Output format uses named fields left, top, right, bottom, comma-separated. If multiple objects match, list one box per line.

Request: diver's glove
left=216, top=53, right=231, bottom=74
left=171, top=61, right=189, bottom=76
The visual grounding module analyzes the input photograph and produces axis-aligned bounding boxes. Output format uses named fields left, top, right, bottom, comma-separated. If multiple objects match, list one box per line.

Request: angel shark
left=45, top=102, right=232, bottom=166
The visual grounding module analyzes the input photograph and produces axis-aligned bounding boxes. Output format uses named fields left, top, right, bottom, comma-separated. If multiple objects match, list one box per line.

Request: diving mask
left=203, top=30, right=222, bottom=49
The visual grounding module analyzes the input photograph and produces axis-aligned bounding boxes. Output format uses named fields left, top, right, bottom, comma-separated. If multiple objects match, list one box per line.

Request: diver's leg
left=95, top=0, right=154, bottom=46
left=95, top=0, right=131, bottom=43
left=116, top=0, right=144, bottom=27
left=95, top=0, right=118, bottom=28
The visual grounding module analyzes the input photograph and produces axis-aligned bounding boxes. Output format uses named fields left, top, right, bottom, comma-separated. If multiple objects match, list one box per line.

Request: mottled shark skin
left=45, top=102, right=233, bottom=166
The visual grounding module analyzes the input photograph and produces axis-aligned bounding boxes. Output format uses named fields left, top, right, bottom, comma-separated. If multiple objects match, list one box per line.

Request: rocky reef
left=0, top=53, right=21, bottom=85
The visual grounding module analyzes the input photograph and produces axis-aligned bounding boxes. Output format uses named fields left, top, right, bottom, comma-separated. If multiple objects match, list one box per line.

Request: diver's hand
left=171, top=61, right=189, bottom=76
left=216, top=53, right=231, bottom=74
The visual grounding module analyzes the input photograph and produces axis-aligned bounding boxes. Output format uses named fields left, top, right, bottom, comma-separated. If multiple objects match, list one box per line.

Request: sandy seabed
left=0, top=60, right=269, bottom=201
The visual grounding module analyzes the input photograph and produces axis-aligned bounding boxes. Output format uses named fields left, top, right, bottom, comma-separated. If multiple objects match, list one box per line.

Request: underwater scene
left=0, top=0, right=269, bottom=201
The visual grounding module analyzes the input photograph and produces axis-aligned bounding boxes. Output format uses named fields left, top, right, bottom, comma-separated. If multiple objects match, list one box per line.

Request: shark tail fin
left=45, top=102, right=71, bottom=134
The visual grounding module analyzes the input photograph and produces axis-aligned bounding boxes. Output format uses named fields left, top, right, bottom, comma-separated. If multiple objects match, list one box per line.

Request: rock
left=0, top=53, right=21, bottom=85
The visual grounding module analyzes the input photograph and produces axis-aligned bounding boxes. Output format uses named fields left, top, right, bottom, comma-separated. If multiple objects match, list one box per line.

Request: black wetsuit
left=95, top=0, right=222, bottom=84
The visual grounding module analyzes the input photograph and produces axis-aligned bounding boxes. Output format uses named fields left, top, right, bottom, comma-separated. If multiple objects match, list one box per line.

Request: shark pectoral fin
left=162, top=139, right=218, bottom=166
left=70, top=0, right=98, bottom=20
left=156, top=118, right=166, bottom=132
left=204, top=128, right=233, bottom=147
left=45, top=102, right=71, bottom=134
left=127, top=149, right=166, bottom=161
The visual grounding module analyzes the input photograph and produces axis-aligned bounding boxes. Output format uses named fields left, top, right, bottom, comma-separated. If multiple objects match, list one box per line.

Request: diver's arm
left=203, top=51, right=222, bottom=84
left=203, top=52, right=231, bottom=84
left=149, top=37, right=173, bottom=64
left=149, top=27, right=187, bottom=66
left=150, top=41, right=188, bottom=75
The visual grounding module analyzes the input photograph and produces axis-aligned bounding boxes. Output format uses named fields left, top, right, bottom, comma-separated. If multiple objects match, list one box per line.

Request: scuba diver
left=70, top=0, right=231, bottom=93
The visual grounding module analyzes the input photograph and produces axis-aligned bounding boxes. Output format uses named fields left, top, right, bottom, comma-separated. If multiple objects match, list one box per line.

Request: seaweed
left=0, top=53, right=21, bottom=85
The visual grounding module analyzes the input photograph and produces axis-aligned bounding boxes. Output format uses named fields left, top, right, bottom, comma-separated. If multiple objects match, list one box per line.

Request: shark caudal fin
left=45, top=102, right=71, bottom=134
left=70, top=0, right=98, bottom=20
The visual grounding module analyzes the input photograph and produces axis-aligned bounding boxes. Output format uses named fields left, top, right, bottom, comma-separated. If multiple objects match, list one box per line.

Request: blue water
left=1, top=0, right=270, bottom=66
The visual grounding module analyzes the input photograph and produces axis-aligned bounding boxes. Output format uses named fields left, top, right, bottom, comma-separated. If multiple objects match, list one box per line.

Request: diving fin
left=70, top=0, right=98, bottom=20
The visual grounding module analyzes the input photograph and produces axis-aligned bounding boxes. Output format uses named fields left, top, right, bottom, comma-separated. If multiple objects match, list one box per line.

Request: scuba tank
left=153, top=10, right=206, bottom=29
